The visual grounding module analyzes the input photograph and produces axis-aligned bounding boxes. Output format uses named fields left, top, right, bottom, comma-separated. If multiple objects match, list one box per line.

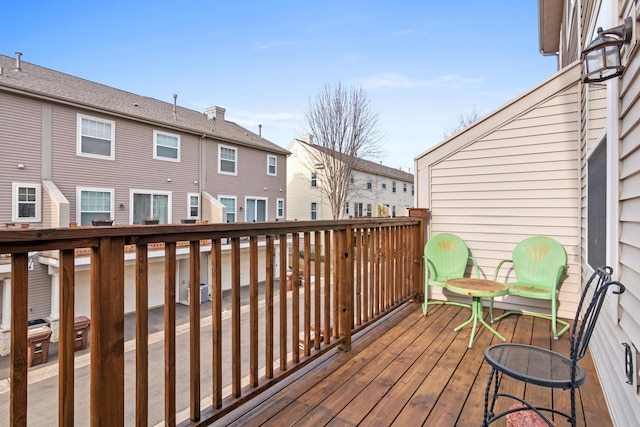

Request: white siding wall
left=588, top=3, right=640, bottom=423
left=416, top=66, right=581, bottom=319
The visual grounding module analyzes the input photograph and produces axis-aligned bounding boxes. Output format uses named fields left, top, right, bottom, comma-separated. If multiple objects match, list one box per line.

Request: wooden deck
left=213, top=302, right=611, bottom=427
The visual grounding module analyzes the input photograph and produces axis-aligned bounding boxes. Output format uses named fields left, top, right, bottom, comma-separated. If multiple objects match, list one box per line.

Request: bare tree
left=302, top=82, right=383, bottom=219
left=443, top=106, right=481, bottom=139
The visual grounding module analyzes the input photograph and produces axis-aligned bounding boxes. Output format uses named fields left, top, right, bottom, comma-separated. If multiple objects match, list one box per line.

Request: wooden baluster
left=91, top=236, right=125, bottom=426
left=135, top=244, right=148, bottom=427
left=189, top=240, right=201, bottom=421
left=355, top=228, right=362, bottom=326
left=313, top=231, right=321, bottom=351
left=211, top=238, right=222, bottom=408
left=279, top=233, right=288, bottom=371
left=250, top=236, right=258, bottom=386
left=164, top=242, right=177, bottom=425
left=59, top=249, right=75, bottom=427
left=291, top=233, right=300, bottom=364
left=231, top=237, right=241, bottom=397
left=332, top=231, right=339, bottom=339
left=10, top=253, right=28, bottom=427
left=265, top=235, right=275, bottom=378
left=362, top=228, right=370, bottom=322
left=323, top=231, right=331, bottom=345
left=303, top=232, right=311, bottom=357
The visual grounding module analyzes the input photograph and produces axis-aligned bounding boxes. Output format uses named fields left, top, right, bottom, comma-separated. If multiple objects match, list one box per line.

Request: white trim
left=267, top=155, right=277, bottom=176
left=76, top=187, right=114, bottom=225
left=153, top=130, right=181, bottom=162
left=11, top=182, right=41, bottom=222
left=218, top=144, right=238, bottom=176
left=76, top=113, right=115, bottom=160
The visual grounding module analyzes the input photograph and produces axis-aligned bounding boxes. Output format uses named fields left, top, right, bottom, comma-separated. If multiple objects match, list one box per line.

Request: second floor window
left=350, top=171, right=355, bottom=183
left=403, top=183, right=407, bottom=193
left=268, top=155, right=277, bottom=175
left=154, top=131, right=180, bottom=161
left=219, top=196, right=236, bottom=223
left=392, top=181, right=397, bottom=193
left=311, top=202, right=317, bottom=220
left=132, top=191, right=170, bottom=224
left=13, top=182, right=41, bottom=222
left=219, top=145, right=237, bottom=175
left=345, top=202, right=349, bottom=215
left=381, top=179, right=387, bottom=190
left=79, top=188, right=112, bottom=225
left=366, top=176, right=372, bottom=190
left=77, top=114, right=115, bottom=159
left=412, top=184, right=415, bottom=195
left=311, top=172, right=317, bottom=187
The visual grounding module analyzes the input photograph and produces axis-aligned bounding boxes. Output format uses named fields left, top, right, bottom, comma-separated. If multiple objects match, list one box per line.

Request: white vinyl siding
left=153, top=130, right=180, bottom=161
left=77, top=188, right=113, bottom=225
left=416, top=66, right=581, bottom=319
left=219, top=145, right=237, bottom=175
left=12, top=182, right=41, bottom=222
left=77, top=114, right=115, bottom=159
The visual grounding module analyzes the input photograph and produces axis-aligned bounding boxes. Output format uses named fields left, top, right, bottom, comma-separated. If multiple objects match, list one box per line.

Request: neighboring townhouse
left=287, top=136, right=414, bottom=221
left=415, top=0, right=640, bottom=423
left=0, top=53, right=289, bottom=352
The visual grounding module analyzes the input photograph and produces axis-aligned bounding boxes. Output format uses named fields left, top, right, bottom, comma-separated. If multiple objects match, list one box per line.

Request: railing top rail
left=0, top=217, right=421, bottom=253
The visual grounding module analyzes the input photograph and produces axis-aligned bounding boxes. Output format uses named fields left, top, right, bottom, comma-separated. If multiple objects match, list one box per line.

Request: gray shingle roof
left=295, top=139, right=413, bottom=182
left=0, top=53, right=289, bottom=155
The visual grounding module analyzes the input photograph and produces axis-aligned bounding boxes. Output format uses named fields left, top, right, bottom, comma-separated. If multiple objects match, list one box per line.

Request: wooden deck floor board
left=212, top=302, right=612, bottom=427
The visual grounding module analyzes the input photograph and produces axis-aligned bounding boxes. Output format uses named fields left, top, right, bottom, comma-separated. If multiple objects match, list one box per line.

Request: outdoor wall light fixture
left=16, top=163, right=25, bottom=169
left=583, top=17, right=632, bottom=83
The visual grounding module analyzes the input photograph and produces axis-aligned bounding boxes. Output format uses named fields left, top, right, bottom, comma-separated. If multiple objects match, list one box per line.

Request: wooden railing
left=0, top=212, right=427, bottom=426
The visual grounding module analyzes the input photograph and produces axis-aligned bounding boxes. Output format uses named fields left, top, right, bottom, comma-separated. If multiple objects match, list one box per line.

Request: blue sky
left=2, top=1, right=557, bottom=171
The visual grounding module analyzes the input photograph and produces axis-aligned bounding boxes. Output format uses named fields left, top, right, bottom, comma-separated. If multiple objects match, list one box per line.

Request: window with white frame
left=188, top=193, right=200, bottom=218
left=132, top=190, right=170, bottom=224
left=345, top=202, right=350, bottom=215
left=311, top=172, right=317, bottom=187
left=366, top=203, right=372, bottom=217
left=219, top=145, right=237, bottom=175
left=403, top=183, right=407, bottom=193
left=366, top=175, right=372, bottom=190
left=277, top=198, right=285, bottom=219
left=246, top=198, right=267, bottom=222
left=77, top=114, right=115, bottom=159
left=154, top=130, right=180, bottom=161
left=392, top=205, right=396, bottom=217
left=311, top=202, right=317, bottom=220
left=12, top=182, right=41, bottom=222
left=381, top=179, right=387, bottom=190
left=412, top=184, right=414, bottom=195
left=350, top=171, right=355, bottom=183
left=392, top=181, right=397, bottom=193
left=267, top=155, right=277, bottom=175
left=78, top=188, right=113, bottom=225
left=587, top=140, right=606, bottom=269
left=219, top=196, right=236, bottom=223
left=355, top=202, right=363, bottom=217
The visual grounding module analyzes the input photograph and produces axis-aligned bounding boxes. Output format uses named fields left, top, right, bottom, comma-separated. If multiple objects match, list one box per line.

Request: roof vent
left=15, top=51, right=22, bottom=72
left=173, top=94, right=177, bottom=119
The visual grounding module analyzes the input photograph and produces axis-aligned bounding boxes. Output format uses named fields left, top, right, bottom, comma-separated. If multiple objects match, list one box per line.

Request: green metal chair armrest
left=493, top=259, right=513, bottom=281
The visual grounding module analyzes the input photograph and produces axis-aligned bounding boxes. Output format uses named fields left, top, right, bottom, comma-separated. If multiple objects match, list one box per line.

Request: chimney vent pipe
left=15, top=52, right=22, bottom=71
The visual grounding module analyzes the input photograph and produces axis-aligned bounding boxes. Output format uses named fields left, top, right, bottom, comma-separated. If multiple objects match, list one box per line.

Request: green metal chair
left=422, top=233, right=479, bottom=316
left=491, top=236, right=569, bottom=339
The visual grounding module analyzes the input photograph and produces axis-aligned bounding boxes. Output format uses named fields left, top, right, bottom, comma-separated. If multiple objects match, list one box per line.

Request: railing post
left=90, top=236, right=125, bottom=426
left=338, top=226, right=352, bottom=351
left=409, top=208, right=429, bottom=300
